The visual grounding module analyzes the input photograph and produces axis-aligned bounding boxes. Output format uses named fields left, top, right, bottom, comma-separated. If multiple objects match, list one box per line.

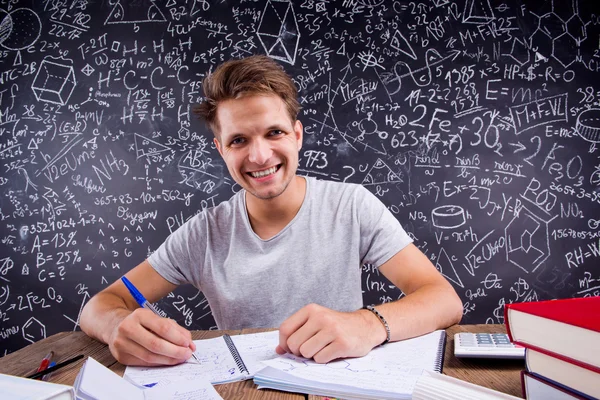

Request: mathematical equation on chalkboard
left=1, top=0, right=600, bottom=355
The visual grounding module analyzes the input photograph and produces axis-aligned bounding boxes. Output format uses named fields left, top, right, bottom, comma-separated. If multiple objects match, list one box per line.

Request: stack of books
left=504, top=296, right=600, bottom=400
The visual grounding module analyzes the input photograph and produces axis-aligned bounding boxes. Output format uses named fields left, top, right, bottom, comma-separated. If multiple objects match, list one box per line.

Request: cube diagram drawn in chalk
left=32, top=59, right=77, bottom=105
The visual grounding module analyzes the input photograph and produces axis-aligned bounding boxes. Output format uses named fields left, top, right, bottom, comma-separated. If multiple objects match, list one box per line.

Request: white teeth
left=250, top=166, right=278, bottom=178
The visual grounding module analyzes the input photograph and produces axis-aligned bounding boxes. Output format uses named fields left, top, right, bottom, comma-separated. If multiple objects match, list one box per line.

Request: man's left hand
left=276, top=303, right=385, bottom=363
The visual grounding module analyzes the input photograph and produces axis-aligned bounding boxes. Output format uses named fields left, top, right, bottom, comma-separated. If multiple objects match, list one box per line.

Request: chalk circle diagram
left=575, top=109, right=600, bottom=143
left=431, top=205, right=466, bottom=229
left=0, top=8, right=41, bottom=50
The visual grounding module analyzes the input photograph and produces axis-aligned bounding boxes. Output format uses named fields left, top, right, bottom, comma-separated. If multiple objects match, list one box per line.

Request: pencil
left=26, top=354, right=84, bottom=380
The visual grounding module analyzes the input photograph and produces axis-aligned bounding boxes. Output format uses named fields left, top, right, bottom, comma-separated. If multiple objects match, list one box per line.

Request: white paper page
left=124, top=336, right=242, bottom=386
left=144, top=376, right=223, bottom=400
left=0, top=373, right=74, bottom=400
left=77, top=357, right=144, bottom=400
left=230, top=330, right=280, bottom=375
left=260, top=330, right=444, bottom=395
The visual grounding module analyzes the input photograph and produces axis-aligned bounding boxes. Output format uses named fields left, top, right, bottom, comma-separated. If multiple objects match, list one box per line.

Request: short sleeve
left=356, top=186, right=413, bottom=268
left=147, top=214, right=204, bottom=286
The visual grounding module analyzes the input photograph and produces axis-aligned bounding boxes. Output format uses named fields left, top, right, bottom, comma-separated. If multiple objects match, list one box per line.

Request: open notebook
left=124, top=330, right=280, bottom=385
left=253, top=330, right=447, bottom=400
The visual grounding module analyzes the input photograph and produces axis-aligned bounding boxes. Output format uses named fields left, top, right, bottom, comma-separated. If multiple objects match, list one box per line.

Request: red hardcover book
left=504, top=296, right=600, bottom=373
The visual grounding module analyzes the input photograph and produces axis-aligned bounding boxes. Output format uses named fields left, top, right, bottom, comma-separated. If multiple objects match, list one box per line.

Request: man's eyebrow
left=222, top=123, right=291, bottom=141
left=266, top=124, right=290, bottom=131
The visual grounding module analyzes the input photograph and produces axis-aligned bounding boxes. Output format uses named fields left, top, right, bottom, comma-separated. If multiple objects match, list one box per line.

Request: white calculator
left=454, top=333, right=525, bottom=359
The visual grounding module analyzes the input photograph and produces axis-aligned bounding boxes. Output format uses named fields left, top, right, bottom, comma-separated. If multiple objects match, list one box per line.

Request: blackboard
left=1, top=0, right=600, bottom=355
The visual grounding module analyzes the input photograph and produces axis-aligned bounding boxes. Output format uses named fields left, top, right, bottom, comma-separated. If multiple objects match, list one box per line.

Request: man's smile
left=247, top=164, right=281, bottom=179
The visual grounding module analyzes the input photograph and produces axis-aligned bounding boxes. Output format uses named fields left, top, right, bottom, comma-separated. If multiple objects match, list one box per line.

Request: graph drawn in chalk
left=105, top=0, right=167, bottom=25
left=361, top=159, right=403, bottom=186
left=31, top=57, right=77, bottom=105
left=63, top=291, right=90, bottom=331
left=257, top=0, right=300, bottom=65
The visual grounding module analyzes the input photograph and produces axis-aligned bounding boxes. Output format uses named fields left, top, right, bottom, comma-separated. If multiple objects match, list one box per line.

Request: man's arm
left=276, top=243, right=463, bottom=363
left=80, top=260, right=196, bottom=366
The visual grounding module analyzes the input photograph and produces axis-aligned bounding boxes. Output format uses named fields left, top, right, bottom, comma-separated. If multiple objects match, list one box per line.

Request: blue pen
left=42, top=361, right=56, bottom=381
left=121, top=276, right=200, bottom=363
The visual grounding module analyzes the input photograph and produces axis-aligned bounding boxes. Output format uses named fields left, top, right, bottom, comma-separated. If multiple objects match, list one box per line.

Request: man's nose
left=248, top=138, right=273, bottom=165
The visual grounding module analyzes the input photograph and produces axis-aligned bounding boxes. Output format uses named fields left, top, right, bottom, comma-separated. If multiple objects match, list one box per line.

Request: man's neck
left=245, top=176, right=306, bottom=239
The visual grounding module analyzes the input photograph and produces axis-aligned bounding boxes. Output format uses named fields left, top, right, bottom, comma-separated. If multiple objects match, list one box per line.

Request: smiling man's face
left=214, top=94, right=303, bottom=201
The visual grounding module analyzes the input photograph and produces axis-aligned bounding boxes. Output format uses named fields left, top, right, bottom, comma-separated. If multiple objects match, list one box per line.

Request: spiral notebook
left=124, top=330, right=280, bottom=385
left=254, top=330, right=447, bottom=400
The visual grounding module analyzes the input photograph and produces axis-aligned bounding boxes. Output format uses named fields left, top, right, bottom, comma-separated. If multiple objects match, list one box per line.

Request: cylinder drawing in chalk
left=431, top=205, right=466, bottom=229
left=576, top=109, right=600, bottom=143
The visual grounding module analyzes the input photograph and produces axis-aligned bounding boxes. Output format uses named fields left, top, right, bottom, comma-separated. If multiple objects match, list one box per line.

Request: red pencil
left=36, top=351, right=54, bottom=376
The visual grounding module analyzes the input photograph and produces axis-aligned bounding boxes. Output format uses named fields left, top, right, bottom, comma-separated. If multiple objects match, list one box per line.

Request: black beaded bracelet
left=362, top=305, right=391, bottom=345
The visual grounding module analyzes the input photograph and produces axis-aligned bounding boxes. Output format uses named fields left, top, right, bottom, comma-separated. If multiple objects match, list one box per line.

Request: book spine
left=504, top=305, right=514, bottom=342
left=223, top=334, right=249, bottom=375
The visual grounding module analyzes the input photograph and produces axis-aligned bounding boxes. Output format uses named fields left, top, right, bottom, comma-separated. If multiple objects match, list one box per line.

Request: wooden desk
left=0, top=324, right=525, bottom=399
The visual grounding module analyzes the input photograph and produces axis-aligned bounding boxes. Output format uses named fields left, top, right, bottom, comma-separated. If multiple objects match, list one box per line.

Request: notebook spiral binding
left=433, top=331, right=447, bottom=373
left=223, top=334, right=249, bottom=375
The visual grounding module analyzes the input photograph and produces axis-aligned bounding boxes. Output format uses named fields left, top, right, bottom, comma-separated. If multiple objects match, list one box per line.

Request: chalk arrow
left=509, top=142, right=526, bottom=153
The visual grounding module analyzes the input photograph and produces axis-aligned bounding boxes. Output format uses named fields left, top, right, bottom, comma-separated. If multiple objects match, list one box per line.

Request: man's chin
left=247, top=188, right=284, bottom=201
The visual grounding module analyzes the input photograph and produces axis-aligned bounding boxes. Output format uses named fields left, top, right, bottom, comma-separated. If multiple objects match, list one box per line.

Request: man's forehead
left=216, top=97, right=294, bottom=135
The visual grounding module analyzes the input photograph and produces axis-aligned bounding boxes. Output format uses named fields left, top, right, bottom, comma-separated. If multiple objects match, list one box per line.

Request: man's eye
left=269, top=130, right=284, bottom=136
left=230, top=137, right=245, bottom=145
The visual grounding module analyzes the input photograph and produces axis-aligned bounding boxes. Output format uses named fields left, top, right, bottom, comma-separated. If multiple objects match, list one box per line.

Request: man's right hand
left=108, top=308, right=196, bottom=366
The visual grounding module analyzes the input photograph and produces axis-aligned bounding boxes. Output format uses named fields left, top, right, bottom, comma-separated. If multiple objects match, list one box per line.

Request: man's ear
left=214, top=137, right=224, bottom=157
left=294, top=120, right=303, bottom=150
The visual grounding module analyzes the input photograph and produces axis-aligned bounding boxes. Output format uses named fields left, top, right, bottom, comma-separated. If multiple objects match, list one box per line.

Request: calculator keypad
left=454, top=333, right=525, bottom=359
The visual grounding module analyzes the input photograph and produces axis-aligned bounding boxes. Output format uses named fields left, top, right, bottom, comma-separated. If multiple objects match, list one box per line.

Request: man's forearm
left=369, top=283, right=463, bottom=343
left=80, top=292, right=133, bottom=344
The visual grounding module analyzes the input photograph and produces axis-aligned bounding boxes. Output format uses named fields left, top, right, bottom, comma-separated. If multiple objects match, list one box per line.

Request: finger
left=278, top=306, right=313, bottom=353
left=138, top=312, right=193, bottom=349
left=275, top=345, right=286, bottom=355
left=297, top=330, right=334, bottom=360
left=119, top=336, right=189, bottom=366
left=284, top=317, right=323, bottom=356
left=311, top=340, right=345, bottom=364
left=130, top=319, right=193, bottom=360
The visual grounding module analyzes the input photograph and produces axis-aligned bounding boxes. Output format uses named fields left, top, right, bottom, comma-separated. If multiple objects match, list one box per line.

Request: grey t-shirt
left=148, top=177, right=412, bottom=329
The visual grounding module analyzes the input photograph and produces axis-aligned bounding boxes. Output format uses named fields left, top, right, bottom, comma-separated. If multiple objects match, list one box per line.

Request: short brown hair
left=194, top=55, right=300, bottom=136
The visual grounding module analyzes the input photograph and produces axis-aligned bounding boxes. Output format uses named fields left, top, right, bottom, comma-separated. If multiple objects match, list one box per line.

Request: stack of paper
left=253, top=330, right=446, bottom=399
left=412, top=371, right=521, bottom=400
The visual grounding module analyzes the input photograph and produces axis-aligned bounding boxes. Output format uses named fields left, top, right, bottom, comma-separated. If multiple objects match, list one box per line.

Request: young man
left=80, top=55, right=463, bottom=366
